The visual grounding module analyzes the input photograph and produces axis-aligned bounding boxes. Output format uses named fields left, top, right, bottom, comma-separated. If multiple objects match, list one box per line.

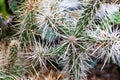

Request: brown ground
left=87, top=61, right=120, bottom=80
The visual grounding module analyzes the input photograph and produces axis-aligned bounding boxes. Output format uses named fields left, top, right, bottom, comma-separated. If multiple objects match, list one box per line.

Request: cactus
left=0, top=0, right=120, bottom=80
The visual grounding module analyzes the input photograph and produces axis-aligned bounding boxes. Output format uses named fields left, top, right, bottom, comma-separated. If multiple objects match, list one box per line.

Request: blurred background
left=0, top=0, right=9, bottom=18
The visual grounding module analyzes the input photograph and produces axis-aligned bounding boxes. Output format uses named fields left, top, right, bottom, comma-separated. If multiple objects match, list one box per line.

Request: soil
left=87, top=61, right=120, bottom=80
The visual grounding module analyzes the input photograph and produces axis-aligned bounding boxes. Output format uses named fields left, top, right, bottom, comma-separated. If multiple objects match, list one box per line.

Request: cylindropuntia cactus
left=87, top=3, right=120, bottom=69
left=0, top=0, right=120, bottom=80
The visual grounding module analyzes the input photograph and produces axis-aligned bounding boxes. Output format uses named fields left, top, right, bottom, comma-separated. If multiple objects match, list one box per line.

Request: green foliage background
left=0, top=0, right=9, bottom=18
